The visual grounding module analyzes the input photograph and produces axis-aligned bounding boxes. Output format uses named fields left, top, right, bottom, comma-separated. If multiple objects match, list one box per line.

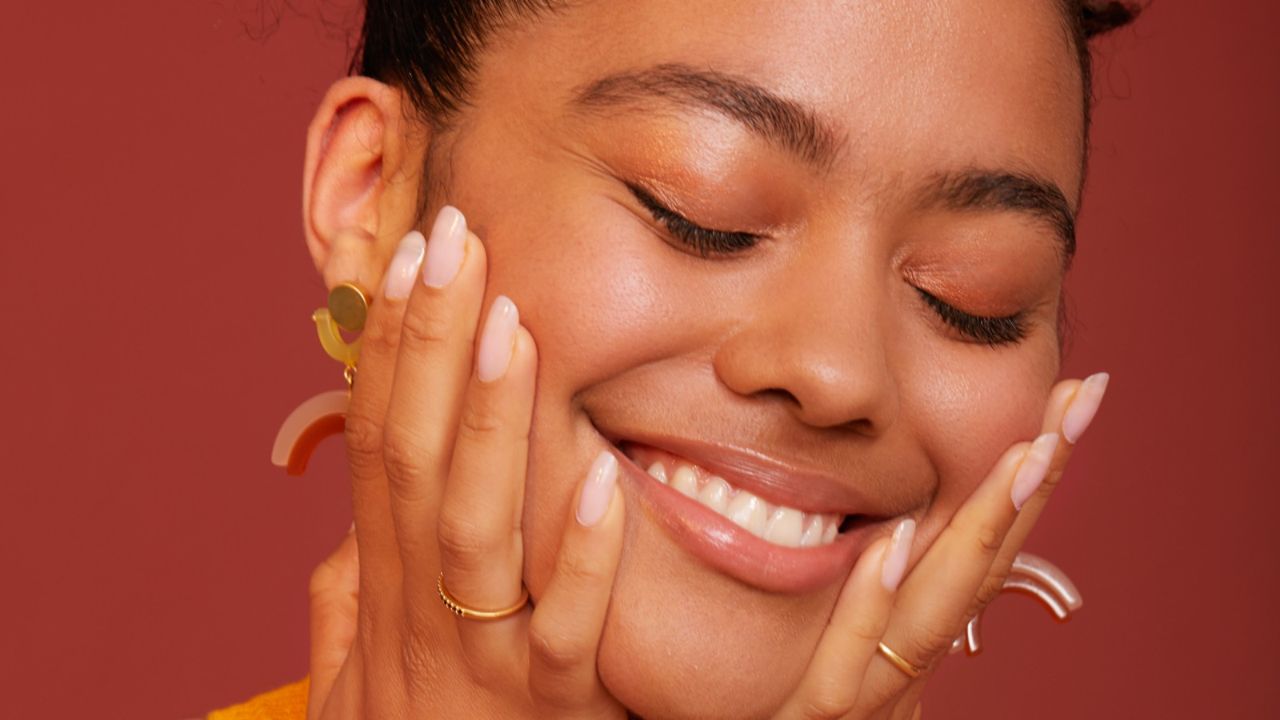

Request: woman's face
left=410, top=0, right=1081, bottom=716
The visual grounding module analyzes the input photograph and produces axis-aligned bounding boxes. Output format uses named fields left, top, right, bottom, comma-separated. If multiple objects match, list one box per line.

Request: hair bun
left=1081, top=1, right=1142, bottom=39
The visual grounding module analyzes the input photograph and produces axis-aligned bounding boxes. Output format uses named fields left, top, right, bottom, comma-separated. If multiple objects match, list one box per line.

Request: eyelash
left=627, top=183, right=760, bottom=256
left=626, top=182, right=1027, bottom=346
left=915, top=288, right=1028, bottom=346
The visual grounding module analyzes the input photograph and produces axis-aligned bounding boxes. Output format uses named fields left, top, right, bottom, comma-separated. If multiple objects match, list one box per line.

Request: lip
left=616, top=433, right=883, bottom=516
left=604, top=435, right=891, bottom=594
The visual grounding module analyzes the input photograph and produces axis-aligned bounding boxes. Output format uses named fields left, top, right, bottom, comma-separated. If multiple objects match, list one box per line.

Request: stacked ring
left=437, top=572, right=530, bottom=621
left=877, top=641, right=924, bottom=678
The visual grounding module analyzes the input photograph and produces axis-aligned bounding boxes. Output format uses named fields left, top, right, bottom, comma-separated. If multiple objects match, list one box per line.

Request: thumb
left=307, top=523, right=360, bottom=720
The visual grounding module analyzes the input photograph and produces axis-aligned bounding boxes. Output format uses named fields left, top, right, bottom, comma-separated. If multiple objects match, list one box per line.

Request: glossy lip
left=614, top=432, right=886, bottom=517
left=600, top=432, right=893, bottom=594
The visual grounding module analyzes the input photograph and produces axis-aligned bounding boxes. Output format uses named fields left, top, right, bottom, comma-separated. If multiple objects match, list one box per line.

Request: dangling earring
left=271, top=282, right=368, bottom=475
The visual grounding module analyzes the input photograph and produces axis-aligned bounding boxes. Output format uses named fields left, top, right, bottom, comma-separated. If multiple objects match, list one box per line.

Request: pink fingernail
left=382, top=230, right=426, bottom=300
left=1011, top=432, right=1061, bottom=511
left=881, top=518, right=916, bottom=591
left=422, top=205, right=467, bottom=288
left=577, top=451, right=619, bottom=527
left=476, top=295, right=519, bottom=383
left=1062, top=372, right=1110, bottom=444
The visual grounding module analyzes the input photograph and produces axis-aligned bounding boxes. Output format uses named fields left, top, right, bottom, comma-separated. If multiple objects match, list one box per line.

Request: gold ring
left=437, top=572, right=529, bottom=621
left=877, top=641, right=923, bottom=678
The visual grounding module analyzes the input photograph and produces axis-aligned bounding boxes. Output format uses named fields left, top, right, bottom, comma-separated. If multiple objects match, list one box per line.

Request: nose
left=711, top=256, right=900, bottom=434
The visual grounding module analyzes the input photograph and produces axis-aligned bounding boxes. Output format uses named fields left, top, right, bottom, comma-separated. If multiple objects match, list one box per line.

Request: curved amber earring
left=271, top=282, right=367, bottom=475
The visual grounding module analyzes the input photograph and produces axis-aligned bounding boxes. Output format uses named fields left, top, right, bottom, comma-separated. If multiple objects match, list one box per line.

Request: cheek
left=901, top=334, right=1058, bottom=544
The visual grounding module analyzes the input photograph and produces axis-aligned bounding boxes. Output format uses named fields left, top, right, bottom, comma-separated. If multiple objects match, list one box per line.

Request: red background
left=2, top=2, right=1276, bottom=717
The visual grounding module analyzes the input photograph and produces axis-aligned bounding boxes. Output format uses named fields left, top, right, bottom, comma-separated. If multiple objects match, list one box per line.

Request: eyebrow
left=570, top=63, right=845, bottom=170
left=572, top=64, right=1077, bottom=258
left=922, top=171, right=1078, bottom=259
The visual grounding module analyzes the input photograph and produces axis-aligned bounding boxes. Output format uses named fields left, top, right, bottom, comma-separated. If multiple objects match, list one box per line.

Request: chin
left=593, top=478, right=842, bottom=720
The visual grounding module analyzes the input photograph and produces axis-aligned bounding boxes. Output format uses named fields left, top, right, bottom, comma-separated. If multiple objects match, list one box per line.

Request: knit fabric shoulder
left=207, top=677, right=309, bottom=720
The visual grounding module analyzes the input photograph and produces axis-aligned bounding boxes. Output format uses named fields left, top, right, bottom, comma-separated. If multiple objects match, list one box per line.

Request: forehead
left=483, top=0, right=1084, bottom=201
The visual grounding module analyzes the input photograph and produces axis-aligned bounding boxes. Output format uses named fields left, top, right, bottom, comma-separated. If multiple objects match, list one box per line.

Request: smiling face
left=396, top=0, right=1083, bottom=716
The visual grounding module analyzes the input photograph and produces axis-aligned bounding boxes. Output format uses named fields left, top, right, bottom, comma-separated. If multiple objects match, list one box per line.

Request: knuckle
left=360, top=312, right=400, bottom=356
left=435, top=509, right=503, bottom=573
left=970, top=521, right=1005, bottom=558
left=900, top=621, right=955, bottom=668
left=344, top=410, right=384, bottom=462
left=455, top=398, right=505, bottom=444
left=399, top=307, right=453, bottom=350
left=528, top=617, right=587, bottom=676
left=843, top=612, right=884, bottom=647
left=399, top=634, right=440, bottom=692
left=380, top=425, right=432, bottom=484
left=555, top=550, right=608, bottom=590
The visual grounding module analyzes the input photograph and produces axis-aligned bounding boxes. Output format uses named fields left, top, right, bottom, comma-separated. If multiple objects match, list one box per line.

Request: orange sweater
left=207, top=678, right=309, bottom=719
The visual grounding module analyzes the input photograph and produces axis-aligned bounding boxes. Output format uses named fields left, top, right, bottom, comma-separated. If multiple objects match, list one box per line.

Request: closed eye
left=915, top=287, right=1028, bottom=346
left=625, top=182, right=760, bottom=256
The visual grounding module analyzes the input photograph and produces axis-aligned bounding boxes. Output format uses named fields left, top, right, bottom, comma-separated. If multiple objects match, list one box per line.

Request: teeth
left=764, top=507, right=804, bottom=547
left=640, top=457, right=844, bottom=548
left=726, top=492, right=768, bottom=536
left=698, top=476, right=732, bottom=514
left=822, top=521, right=838, bottom=544
left=647, top=462, right=668, bottom=484
left=671, top=465, right=699, bottom=498
left=799, top=514, right=826, bottom=548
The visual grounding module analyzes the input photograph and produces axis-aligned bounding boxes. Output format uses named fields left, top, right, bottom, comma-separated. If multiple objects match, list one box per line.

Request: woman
left=214, top=0, right=1135, bottom=717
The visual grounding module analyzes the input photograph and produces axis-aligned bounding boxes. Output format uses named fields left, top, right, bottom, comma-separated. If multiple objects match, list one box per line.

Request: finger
left=528, top=450, right=626, bottom=717
left=436, top=311, right=538, bottom=671
left=854, top=432, right=1059, bottom=712
left=341, top=229, right=427, bottom=610
left=774, top=531, right=898, bottom=720
left=308, top=525, right=360, bottom=718
left=864, top=375, right=1109, bottom=717
left=989, top=373, right=1109, bottom=584
left=378, top=208, right=487, bottom=611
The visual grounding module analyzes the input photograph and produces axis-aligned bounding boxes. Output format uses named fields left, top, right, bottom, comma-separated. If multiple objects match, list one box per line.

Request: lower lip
left=612, top=447, right=877, bottom=594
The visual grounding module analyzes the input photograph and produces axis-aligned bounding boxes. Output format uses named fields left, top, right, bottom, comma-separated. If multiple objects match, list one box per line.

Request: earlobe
left=302, top=76, right=426, bottom=292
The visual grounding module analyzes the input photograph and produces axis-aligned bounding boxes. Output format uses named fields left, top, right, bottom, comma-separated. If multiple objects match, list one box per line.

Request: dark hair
left=352, top=0, right=1140, bottom=139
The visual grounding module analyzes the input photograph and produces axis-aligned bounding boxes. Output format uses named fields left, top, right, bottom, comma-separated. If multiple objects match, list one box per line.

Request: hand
left=305, top=207, right=629, bottom=719
left=774, top=374, right=1108, bottom=719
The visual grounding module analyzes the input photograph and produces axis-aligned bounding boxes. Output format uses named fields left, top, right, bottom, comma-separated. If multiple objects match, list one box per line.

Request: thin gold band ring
left=437, top=572, right=530, bottom=621
left=877, top=641, right=923, bottom=678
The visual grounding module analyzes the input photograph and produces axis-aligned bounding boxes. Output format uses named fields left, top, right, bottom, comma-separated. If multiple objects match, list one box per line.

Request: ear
left=303, top=77, right=429, bottom=291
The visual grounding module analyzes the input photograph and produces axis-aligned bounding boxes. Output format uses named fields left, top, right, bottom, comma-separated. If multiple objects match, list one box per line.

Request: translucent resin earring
left=271, top=282, right=367, bottom=475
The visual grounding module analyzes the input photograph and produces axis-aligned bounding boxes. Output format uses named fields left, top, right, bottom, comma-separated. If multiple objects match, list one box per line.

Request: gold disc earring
left=271, top=282, right=368, bottom=475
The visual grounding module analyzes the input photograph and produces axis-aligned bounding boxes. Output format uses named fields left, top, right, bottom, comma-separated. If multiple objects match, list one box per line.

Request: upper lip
left=612, top=431, right=885, bottom=518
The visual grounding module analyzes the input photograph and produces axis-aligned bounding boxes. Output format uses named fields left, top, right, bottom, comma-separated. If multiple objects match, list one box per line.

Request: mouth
left=606, top=435, right=891, bottom=594
left=624, top=444, right=855, bottom=547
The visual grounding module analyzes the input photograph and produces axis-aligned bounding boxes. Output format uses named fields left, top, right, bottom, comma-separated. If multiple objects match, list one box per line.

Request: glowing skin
left=308, top=1, right=1085, bottom=717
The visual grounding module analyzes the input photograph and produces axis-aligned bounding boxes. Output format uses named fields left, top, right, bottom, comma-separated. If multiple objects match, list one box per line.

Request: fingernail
left=348, top=521, right=356, bottom=534
left=881, top=518, right=916, bottom=591
left=577, top=450, right=619, bottom=527
left=1011, top=432, right=1061, bottom=511
left=476, top=295, right=519, bottom=383
left=422, top=205, right=467, bottom=288
left=382, top=230, right=426, bottom=300
left=1062, top=372, right=1110, bottom=444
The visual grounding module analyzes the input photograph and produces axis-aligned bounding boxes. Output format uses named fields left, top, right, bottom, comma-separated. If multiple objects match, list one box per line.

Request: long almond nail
left=881, top=518, right=916, bottom=591
left=422, top=205, right=467, bottom=288
left=1011, top=432, right=1061, bottom=510
left=577, top=451, right=619, bottom=527
left=476, top=295, right=519, bottom=383
left=1062, top=372, right=1110, bottom=444
left=382, top=230, right=426, bottom=300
